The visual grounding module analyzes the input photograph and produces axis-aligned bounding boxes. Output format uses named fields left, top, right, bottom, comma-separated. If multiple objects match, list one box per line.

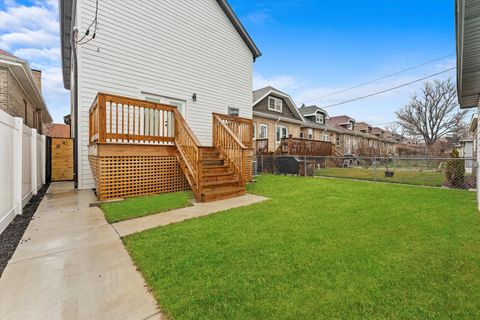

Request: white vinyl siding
left=268, top=97, right=283, bottom=113
left=75, top=0, right=253, bottom=189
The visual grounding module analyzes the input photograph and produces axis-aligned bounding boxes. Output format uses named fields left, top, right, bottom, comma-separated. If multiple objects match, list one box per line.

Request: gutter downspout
left=71, top=0, right=79, bottom=189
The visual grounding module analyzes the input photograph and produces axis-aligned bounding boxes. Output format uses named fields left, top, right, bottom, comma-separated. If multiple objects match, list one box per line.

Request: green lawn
left=100, top=191, right=193, bottom=223
left=124, top=175, right=480, bottom=319
left=316, top=167, right=446, bottom=187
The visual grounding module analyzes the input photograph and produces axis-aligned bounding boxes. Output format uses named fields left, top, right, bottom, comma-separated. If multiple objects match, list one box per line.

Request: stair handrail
left=213, top=114, right=249, bottom=187
left=173, top=108, right=202, bottom=198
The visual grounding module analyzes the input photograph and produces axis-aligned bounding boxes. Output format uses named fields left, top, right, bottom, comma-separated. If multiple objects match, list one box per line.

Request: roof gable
left=59, top=0, right=261, bottom=89
left=299, top=105, right=329, bottom=118
left=252, top=87, right=304, bottom=122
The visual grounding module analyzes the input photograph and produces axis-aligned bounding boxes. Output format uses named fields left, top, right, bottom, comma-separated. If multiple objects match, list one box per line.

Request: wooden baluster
left=121, top=103, right=125, bottom=142
left=127, top=104, right=130, bottom=143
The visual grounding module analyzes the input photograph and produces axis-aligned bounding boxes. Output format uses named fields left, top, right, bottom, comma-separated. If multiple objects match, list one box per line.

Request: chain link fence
left=255, top=154, right=477, bottom=190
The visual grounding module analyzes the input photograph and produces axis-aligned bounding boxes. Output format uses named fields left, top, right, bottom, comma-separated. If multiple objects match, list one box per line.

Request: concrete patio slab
left=0, top=182, right=161, bottom=320
left=113, top=194, right=268, bottom=237
left=46, top=181, right=76, bottom=194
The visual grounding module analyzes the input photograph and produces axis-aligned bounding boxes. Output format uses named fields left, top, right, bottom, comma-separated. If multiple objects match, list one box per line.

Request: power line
left=322, top=67, right=456, bottom=109
left=304, top=53, right=455, bottom=103
left=77, top=0, right=99, bottom=45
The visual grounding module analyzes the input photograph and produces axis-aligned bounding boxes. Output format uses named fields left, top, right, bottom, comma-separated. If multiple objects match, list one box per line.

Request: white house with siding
left=59, top=0, right=261, bottom=189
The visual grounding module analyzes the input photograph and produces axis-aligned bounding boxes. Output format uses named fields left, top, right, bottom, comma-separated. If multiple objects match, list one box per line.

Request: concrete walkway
left=0, top=182, right=162, bottom=320
left=113, top=194, right=268, bottom=237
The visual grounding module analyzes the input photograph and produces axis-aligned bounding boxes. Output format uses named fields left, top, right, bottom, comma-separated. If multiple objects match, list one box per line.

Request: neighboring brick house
left=252, top=86, right=305, bottom=152
left=0, top=49, right=52, bottom=133
left=298, top=105, right=339, bottom=143
left=327, top=116, right=399, bottom=155
left=44, top=123, right=71, bottom=138
left=328, top=115, right=360, bottom=154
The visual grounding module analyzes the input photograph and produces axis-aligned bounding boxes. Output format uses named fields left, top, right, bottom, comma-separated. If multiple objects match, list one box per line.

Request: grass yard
left=100, top=191, right=193, bottom=223
left=316, top=167, right=446, bottom=187
left=124, top=175, right=480, bottom=319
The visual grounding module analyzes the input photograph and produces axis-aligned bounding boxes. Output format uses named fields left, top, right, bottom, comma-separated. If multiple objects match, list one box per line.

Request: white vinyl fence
left=0, top=109, right=46, bottom=234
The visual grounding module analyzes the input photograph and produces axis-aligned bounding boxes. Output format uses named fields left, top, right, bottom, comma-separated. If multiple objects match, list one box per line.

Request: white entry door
left=142, top=93, right=186, bottom=117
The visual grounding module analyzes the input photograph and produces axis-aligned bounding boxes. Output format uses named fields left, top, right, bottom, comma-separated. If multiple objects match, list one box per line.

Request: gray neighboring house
left=456, top=0, right=480, bottom=208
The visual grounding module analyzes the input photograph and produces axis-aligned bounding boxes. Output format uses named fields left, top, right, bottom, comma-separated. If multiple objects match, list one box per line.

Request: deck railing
left=213, top=114, right=251, bottom=186
left=213, top=113, right=253, bottom=148
left=89, top=93, right=176, bottom=145
left=276, top=136, right=333, bottom=156
left=255, top=139, right=269, bottom=154
left=173, top=108, right=201, bottom=198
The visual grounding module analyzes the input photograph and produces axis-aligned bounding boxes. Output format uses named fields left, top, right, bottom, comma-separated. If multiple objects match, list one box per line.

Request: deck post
left=98, top=94, right=107, bottom=143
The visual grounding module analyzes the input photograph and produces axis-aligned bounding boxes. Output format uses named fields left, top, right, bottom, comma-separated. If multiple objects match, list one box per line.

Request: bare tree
left=395, top=78, right=468, bottom=150
left=384, top=122, right=401, bottom=135
left=385, top=122, right=408, bottom=136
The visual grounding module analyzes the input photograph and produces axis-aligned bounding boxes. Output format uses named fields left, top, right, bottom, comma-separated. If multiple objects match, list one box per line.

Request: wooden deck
left=88, top=93, right=253, bottom=202
left=255, top=136, right=334, bottom=157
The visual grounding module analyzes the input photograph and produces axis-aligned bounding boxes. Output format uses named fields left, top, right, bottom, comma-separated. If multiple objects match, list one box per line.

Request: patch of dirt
left=442, top=176, right=477, bottom=190
left=0, top=184, right=49, bottom=277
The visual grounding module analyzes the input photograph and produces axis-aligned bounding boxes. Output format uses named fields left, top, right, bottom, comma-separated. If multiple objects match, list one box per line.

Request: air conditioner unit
left=252, top=160, right=258, bottom=176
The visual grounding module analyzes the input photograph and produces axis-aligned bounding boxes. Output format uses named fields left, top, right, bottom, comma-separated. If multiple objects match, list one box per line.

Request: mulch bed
left=0, top=183, right=49, bottom=277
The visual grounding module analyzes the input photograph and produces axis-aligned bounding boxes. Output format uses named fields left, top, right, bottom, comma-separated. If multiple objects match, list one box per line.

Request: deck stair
left=199, top=147, right=245, bottom=202
left=331, top=147, right=344, bottom=167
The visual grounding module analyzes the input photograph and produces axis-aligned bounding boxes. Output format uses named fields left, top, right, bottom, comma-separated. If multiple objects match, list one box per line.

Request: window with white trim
left=316, top=113, right=324, bottom=124
left=336, top=137, right=340, bottom=147
left=259, top=124, right=268, bottom=139
left=307, top=128, right=313, bottom=140
left=347, top=121, right=354, bottom=130
left=276, top=125, right=288, bottom=142
left=300, top=132, right=304, bottom=138
left=253, top=123, right=257, bottom=140
left=268, top=97, right=283, bottom=113
left=323, top=134, right=330, bottom=142
left=228, top=107, right=240, bottom=117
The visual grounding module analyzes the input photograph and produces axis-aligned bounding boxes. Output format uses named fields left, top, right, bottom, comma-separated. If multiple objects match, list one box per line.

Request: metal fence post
left=304, top=155, right=307, bottom=177
left=374, top=155, right=377, bottom=182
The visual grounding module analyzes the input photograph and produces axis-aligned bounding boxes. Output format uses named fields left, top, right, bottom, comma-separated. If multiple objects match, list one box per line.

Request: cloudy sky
left=1, top=0, right=457, bottom=126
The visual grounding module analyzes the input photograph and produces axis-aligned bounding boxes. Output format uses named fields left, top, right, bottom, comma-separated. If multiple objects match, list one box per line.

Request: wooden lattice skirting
left=89, top=155, right=190, bottom=200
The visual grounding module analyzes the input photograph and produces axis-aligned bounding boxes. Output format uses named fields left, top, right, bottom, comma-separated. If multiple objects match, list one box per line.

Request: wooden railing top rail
left=212, top=113, right=253, bottom=124
left=89, top=92, right=177, bottom=113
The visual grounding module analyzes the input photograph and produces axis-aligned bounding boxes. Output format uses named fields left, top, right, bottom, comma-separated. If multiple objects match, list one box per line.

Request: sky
left=0, top=0, right=457, bottom=127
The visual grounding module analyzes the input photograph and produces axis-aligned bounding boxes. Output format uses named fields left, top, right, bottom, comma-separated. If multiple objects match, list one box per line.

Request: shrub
left=445, top=149, right=465, bottom=188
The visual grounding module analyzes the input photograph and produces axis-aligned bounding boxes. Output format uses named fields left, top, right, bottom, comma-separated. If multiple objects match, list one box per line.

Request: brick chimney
left=31, top=69, right=42, bottom=91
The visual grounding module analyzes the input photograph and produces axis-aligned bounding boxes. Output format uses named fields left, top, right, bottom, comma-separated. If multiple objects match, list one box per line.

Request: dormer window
left=316, top=113, right=324, bottom=124
left=268, top=97, right=283, bottom=113
left=347, top=121, right=354, bottom=130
